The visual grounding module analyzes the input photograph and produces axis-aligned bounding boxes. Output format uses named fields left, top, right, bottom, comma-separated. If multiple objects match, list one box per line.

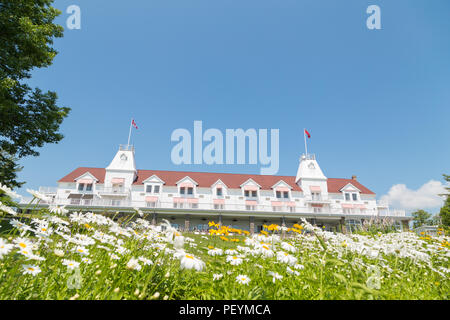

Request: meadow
left=0, top=189, right=448, bottom=300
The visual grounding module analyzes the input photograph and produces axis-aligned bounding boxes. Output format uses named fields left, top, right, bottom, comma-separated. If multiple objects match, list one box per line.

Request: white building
left=28, top=144, right=410, bottom=233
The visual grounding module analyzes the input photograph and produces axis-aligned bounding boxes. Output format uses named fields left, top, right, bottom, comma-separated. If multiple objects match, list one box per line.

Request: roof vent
left=352, top=175, right=357, bottom=181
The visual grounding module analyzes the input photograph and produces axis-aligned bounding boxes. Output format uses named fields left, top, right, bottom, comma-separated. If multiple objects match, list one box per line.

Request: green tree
left=0, top=0, right=70, bottom=188
left=411, top=209, right=432, bottom=229
left=439, top=174, right=450, bottom=227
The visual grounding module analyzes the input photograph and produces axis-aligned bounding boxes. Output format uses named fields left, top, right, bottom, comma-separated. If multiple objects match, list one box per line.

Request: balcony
left=97, top=186, right=130, bottom=195
left=39, top=186, right=58, bottom=194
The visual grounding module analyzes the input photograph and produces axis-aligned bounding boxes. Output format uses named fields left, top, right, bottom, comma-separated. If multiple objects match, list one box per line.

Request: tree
left=439, top=174, right=450, bottom=227
left=0, top=0, right=70, bottom=188
left=411, top=209, right=432, bottom=229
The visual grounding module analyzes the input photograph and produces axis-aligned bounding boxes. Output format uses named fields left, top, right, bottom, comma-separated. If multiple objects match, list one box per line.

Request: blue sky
left=19, top=0, right=450, bottom=213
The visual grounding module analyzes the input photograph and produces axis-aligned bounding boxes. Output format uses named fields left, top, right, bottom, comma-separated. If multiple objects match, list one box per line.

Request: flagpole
left=303, top=128, right=308, bottom=156
left=127, top=118, right=133, bottom=146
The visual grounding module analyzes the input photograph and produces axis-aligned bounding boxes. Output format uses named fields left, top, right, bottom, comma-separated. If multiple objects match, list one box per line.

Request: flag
left=304, top=129, right=311, bottom=138
left=132, top=119, right=138, bottom=129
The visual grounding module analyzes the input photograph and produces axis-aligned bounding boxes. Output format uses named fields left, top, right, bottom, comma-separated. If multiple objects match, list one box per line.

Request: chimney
left=352, top=175, right=357, bottom=181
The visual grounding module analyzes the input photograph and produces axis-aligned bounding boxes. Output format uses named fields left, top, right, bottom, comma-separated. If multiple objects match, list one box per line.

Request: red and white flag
left=304, top=129, right=311, bottom=139
left=132, top=119, right=138, bottom=129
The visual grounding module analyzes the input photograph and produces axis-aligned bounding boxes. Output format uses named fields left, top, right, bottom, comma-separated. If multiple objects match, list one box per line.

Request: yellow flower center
left=185, top=255, right=194, bottom=259
left=19, top=243, right=26, bottom=248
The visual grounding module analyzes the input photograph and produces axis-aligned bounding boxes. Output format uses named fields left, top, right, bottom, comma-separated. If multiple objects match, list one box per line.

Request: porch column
left=151, top=212, right=157, bottom=226
left=281, top=217, right=286, bottom=239
left=339, top=217, right=347, bottom=234
left=249, top=216, right=255, bottom=235
left=401, top=220, right=410, bottom=231
left=218, top=214, right=222, bottom=227
left=185, top=215, right=190, bottom=232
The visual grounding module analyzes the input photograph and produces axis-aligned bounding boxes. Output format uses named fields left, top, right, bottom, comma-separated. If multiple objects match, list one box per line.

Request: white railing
left=96, top=187, right=130, bottom=194
left=376, top=200, right=389, bottom=207
left=302, top=153, right=316, bottom=160
left=119, top=144, right=134, bottom=152
left=379, top=209, right=406, bottom=217
left=39, top=186, right=58, bottom=194
left=22, top=197, right=388, bottom=217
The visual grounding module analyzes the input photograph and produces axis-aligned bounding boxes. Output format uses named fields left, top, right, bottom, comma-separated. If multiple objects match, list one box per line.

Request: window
left=346, top=219, right=362, bottom=232
left=276, top=191, right=281, bottom=198
left=146, top=185, right=152, bottom=193
left=246, top=205, right=256, bottom=211
left=312, top=192, right=321, bottom=201
left=214, top=204, right=224, bottom=210
left=174, top=202, right=184, bottom=209
left=345, top=193, right=350, bottom=201
left=216, top=188, right=223, bottom=196
left=283, top=191, right=289, bottom=198
left=85, top=184, right=92, bottom=191
left=78, top=183, right=84, bottom=191
left=352, top=193, right=358, bottom=201
left=313, top=207, right=322, bottom=213
left=180, top=187, right=185, bottom=195
left=187, top=187, right=193, bottom=195
left=111, top=200, right=121, bottom=206
left=244, top=190, right=257, bottom=198
left=154, top=185, right=160, bottom=194
left=146, top=202, right=156, bottom=208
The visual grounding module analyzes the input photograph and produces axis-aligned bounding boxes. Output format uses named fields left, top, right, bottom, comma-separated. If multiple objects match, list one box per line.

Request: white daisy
left=22, top=265, right=41, bottom=276
left=236, top=274, right=251, bottom=285
left=179, top=254, right=205, bottom=271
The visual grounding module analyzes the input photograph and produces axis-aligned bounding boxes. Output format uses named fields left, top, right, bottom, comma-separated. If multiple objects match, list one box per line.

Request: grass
left=0, top=207, right=448, bottom=300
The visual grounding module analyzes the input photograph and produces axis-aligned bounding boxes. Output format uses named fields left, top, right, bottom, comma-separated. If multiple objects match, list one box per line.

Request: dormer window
left=276, top=191, right=289, bottom=199
left=216, top=187, right=223, bottom=197
left=180, top=187, right=194, bottom=196
left=311, top=192, right=321, bottom=201
left=145, top=184, right=161, bottom=194
left=244, top=190, right=257, bottom=198
left=345, top=193, right=350, bottom=201
left=352, top=193, right=358, bottom=201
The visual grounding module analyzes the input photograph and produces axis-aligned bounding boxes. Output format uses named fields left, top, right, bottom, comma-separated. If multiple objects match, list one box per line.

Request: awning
left=68, top=194, right=82, bottom=199
left=245, top=200, right=258, bottom=205
left=243, top=185, right=258, bottom=191
left=82, top=194, right=94, bottom=199
left=77, top=179, right=93, bottom=184
left=310, top=186, right=321, bottom=192
left=271, top=201, right=283, bottom=207
left=275, top=187, right=290, bottom=192
left=179, top=182, right=194, bottom=188
left=213, top=199, right=225, bottom=205
left=354, top=204, right=366, bottom=209
left=286, top=202, right=296, bottom=207
left=342, top=203, right=354, bottom=209
left=111, top=178, right=125, bottom=184
left=311, top=204, right=323, bottom=208
left=187, top=198, right=199, bottom=204
left=145, top=196, right=158, bottom=202
left=173, top=197, right=185, bottom=203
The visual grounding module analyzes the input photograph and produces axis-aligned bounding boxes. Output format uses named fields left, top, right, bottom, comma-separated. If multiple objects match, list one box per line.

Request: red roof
left=58, top=167, right=375, bottom=194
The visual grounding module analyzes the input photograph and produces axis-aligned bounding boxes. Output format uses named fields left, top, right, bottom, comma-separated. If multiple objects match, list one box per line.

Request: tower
left=295, top=154, right=329, bottom=198
left=104, top=145, right=137, bottom=189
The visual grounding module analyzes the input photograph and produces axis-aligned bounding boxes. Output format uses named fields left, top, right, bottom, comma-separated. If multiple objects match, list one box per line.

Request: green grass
left=0, top=210, right=448, bottom=300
